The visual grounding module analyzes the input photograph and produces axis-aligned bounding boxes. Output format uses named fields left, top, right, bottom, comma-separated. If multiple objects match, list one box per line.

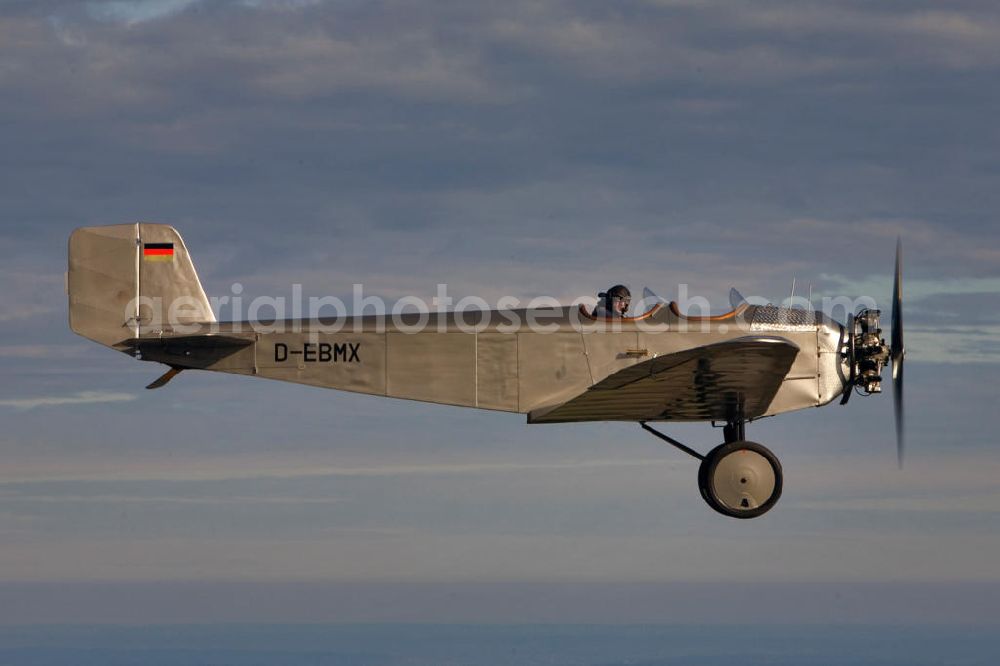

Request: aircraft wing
left=528, top=336, right=800, bottom=423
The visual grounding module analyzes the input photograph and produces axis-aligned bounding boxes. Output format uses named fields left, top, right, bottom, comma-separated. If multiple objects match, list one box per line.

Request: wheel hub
left=698, top=440, right=783, bottom=519
left=711, top=449, right=776, bottom=511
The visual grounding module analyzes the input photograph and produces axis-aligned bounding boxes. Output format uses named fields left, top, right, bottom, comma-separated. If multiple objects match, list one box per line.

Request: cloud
left=82, top=0, right=328, bottom=26
left=818, top=275, right=1000, bottom=304
left=0, top=493, right=345, bottom=506
left=0, top=269, right=63, bottom=324
left=0, top=391, right=136, bottom=410
left=85, top=0, right=202, bottom=25
left=789, top=492, right=1000, bottom=513
left=0, top=457, right=679, bottom=484
left=0, top=345, right=89, bottom=359
left=0, top=305, right=55, bottom=323
left=905, top=324, right=1000, bottom=363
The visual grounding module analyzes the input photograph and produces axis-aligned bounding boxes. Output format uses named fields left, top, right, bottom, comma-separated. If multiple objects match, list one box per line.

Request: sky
left=0, top=0, right=999, bottom=625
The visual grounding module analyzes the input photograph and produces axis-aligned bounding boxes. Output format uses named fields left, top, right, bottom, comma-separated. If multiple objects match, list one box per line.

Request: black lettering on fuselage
left=273, top=341, right=361, bottom=364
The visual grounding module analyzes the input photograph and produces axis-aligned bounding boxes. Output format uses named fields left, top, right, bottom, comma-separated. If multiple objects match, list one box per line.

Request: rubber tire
left=698, top=440, right=783, bottom=519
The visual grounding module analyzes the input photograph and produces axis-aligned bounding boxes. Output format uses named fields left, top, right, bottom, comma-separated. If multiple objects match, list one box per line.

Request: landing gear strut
left=640, top=420, right=783, bottom=519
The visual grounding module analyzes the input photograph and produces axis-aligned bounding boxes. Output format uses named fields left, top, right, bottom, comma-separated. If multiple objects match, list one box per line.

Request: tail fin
left=68, top=223, right=215, bottom=349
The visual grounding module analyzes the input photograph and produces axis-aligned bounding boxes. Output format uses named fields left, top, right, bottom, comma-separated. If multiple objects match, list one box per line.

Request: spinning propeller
left=891, top=238, right=905, bottom=468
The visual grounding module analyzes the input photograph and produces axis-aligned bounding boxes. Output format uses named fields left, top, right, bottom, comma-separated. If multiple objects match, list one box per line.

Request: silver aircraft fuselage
left=131, top=305, right=850, bottom=422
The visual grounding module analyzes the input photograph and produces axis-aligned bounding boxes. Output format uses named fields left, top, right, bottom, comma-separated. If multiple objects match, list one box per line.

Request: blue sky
left=1, top=0, right=999, bottom=624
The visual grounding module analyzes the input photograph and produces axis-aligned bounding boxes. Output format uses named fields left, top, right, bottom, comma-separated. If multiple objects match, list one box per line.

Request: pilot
left=593, top=284, right=631, bottom=318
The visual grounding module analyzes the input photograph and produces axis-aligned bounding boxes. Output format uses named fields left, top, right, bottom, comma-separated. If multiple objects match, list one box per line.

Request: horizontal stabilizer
left=124, top=334, right=253, bottom=370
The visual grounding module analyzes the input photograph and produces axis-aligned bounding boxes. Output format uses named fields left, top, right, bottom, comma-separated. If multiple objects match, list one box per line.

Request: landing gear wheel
left=698, top=441, right=782, bottom=519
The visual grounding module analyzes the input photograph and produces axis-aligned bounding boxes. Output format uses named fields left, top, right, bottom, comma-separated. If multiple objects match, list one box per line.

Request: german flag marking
left=143, top=242, right=174, bottom=262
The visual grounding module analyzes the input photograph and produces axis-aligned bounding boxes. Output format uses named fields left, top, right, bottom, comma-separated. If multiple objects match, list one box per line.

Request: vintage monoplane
left=68, top=224, right=905, bottom=518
